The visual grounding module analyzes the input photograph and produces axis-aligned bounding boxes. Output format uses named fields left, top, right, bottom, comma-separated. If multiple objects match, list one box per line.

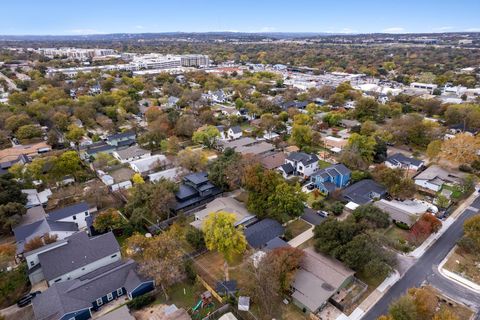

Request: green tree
left=93, top=209, right=126, bottom=233
left=0, top=202, right=26, bottom=233
left=354, top=97, right=380, bottom=121
left=352, top=204, right=390, bottom=228
left=203, top=211, right=247, bottom=280
left=389, top=295, right=418, bottom=320
left=192, top=125, right=220, bottom=148
left=65, top=124, right=86, bottom=145
left=347, top=133, right=377, bottom=163
left=290, top=124, right=313, bottom=149
left=15, top=125, right=43, bottom=140
left=132, top=173, right=145, bottom=184
left=51, top=151, right=83, bottom=180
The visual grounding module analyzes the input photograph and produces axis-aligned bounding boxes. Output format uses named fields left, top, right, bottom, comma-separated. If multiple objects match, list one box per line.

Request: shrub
left=459, top=164, right=473, bottom=173
left=127, top=294, right=155, bottom=310
left=395, top=221, right=410, bottom=230
left=311, top=200, right=325, bottom=210
left=330, top=201, right=345, bottom=216
left=185, top=227, right=206, bottom=250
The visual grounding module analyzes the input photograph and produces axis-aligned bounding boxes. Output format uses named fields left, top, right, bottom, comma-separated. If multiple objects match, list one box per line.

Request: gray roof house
left=414, top=165, right=465, bottom=192
left=13, top=217, right=78, bottom=255
left=32, top=259, right=154, bottom=320
left=373, top=199, right=424, bottom=227
left=106, top=132, right=136, bottom=147
left=291, top=248, right=355, bottom=313
left=385, top=153, right=424, bottom=171
left=244, top=219, right=285, bottom=249
left=341, top=179, right=387, bottom=206
left=281, top=152, right=319, bottom=178
left=112, top=146, right=151, bottom=163
left=47, top=201, right=97, bottom=230
left=26, top=232, right=121, bottom=286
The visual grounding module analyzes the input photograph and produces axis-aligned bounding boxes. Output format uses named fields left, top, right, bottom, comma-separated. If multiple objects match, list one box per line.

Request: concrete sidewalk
left=287, top=225, right=314, bottom=247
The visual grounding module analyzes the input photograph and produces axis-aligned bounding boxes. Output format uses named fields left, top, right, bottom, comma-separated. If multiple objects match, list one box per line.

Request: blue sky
left=1, top=0, right=480, bottom=35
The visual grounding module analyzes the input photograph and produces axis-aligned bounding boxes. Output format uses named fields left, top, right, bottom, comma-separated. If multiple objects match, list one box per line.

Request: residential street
left=363, top=207, right=480, bottom=320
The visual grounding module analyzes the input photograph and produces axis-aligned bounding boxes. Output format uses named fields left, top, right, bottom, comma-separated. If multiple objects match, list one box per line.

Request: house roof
left=292, top=248, right=354, bottom=311
left=184, top=172, right=209, bottom=185
left=244, top=219, right=284, bottom=249
left=191, top=197, right=255, bottom=229
left=38, top=232, right=120, bottom=282
left=341, top=179, right=387, bottom=205
left=280, top=163, right=295, bottom=175
left=287, top=152, right=319, bottom=166
left=236, top=142, right=274, bottom=156
left=414, top=165, right=464, bottom=184
left=107, top=131, right=135, bottom=141
left=373, top=199, right=421, bottom=226
left=130, top=155, right=168, bottom=173
left=32, top=259, right=146, bottom=320
left=264, top=237, right=290, bottom=251
left=47, top=202, right=90, bottom=221
left=259, top=152, right=286, bottom=170
left=220, top=137, right=256, bottom=149
left=386, top=153, right=423, bottom=167
left=229, top=126, right=242, bottom=134
left=114, top=145, right=150, bottom=160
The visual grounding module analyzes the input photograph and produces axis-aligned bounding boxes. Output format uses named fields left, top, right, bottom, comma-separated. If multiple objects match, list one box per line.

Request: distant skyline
left=1, top=0, right=480, bottom=35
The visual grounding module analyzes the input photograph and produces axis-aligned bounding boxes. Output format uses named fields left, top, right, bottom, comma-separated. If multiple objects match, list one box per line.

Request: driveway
left=362, top=207, right=480, bottom=319
left=301, top=208, right=326, bottom=225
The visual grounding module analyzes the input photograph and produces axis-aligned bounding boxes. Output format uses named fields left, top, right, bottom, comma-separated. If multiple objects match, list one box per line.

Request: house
left=113, top=146, right=151, bottom=163
left=414, top=165, right=465, bottom=192
left=190, top=197, right=256, bottom=229
left=0, top=154, right=30, bottom=175
left=280, top=152, right=319, bottom=179
left=373, top=199, right=426, bottom=227
left=47, top=202, right=97, bottom=230
left=235, top=141, right=275, bottom=156
left=385, top=153, right=424, bottom=171
left=227, top=126, right=243, bottom=140
left=291, top=248, right=355, bottom=313
left=129, top=154, right=169, bottom=174
left=311, top=164, right=351, bottom=195
left=13, top=217, right=78, bottom=255
left=165, top=96, right=179, bottom=108
left=175, top=172, right=222, bottom=212
left=259, top=152, right=286, bottom=170
left=339, top=119, right=360, bottom=129
left=106, top=132, right=136, bottom=147
left=80, top=142, right=117, bottom=160
left=341, top=179, right=387, bottom=209
left=148, top=167, right=185, bottom=183
left=0, top=141, right=51, bottom=163
left=281, top=100, right=308, bottom=110
left=32, top=259, right=154, bottom=320
left=209, top=89, right=228, bottom=103
left=244, top=219, right=284, bottom=249
left=26, top=231, right=121, bottom=286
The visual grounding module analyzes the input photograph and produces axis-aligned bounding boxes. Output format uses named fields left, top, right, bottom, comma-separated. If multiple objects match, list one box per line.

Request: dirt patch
left=444, top=247, right=480, bottom=285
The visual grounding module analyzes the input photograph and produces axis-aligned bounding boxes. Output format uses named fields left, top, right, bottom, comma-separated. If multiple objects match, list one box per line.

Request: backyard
left=383, top=225, right=414, bottom=253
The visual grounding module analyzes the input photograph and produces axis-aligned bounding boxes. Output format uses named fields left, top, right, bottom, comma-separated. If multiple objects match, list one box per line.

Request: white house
left=414, top=165, right=465, bottom=192
left=129, top=154, right=168, bottom=174
left=385, top=153, right=424, bottom=171
left=227, top=126, right=243, bottom=140
left=113, top=145, right=151, bottom=163
left=47, top=202, right=97, bottom=230
left=279, top=152, right=319, bottom=179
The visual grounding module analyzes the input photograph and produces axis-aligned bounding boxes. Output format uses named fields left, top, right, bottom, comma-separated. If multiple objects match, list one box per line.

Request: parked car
left=17, top=291, right=41, bottom=308
left=317, top=210, right=329, bottom=217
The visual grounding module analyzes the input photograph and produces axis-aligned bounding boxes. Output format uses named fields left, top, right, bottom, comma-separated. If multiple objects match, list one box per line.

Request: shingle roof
left=32, top=259, right=145, bottom=320
left=287, top=152, right=319, bottom=166
left=244, top=219, right=284, bottom=248
left=342, top=179, right=387, bottom=205
left=280, top=163, right=295, bottom=175
left=114, top=146, right=150, bottom=160
left=386, top=153, right=423, bottom=167
left=38, top=232, right=120, bottom=282
left=107, top=131, right=135, bottom=141
left=47, top=202, right=90, bottom=221
left=184, top=172, right=209, bottom=185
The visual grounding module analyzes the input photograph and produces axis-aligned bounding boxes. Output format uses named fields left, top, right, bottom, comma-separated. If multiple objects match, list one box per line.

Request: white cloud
left=68, top=28, right=102, bottom=35
left=383, top=27, right=405, bottom=33
left=135, top=25, right=144, bottom=29
left=339, top=27, right=358, bottom=34
left=466, top=28, right=480, bottom=32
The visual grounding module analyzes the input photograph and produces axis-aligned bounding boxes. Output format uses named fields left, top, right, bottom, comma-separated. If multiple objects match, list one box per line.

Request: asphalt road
left=363, top=208, right=480, bottom=320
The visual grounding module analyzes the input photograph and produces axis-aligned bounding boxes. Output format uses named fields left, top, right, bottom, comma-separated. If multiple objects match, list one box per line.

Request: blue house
left=32, top=259, right=154, bottom=320
left=310, top=164, right=351, bottom=195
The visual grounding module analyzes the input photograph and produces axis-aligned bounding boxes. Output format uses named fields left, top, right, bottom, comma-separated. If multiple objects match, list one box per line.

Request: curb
left=438, top=246, right=480, bottom=294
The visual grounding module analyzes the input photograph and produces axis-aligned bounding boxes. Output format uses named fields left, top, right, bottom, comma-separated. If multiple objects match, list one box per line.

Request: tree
left=372, top=165, right=416, bottom=200
left=65, top=124, right=86, bottom=145
left=408, top=214, right=441, bottom=246
left=192, top=125, right=220, bottom=148
left=439, top=133, right=480, bottom=164
left=352, top=204, right=390, bottom=229
left=290, top=124, right=313, bottom=150
left=175, top=115, right=200, bottom=138
left=354, top=97, right=380, bottom=121
left=16, top=124, right=43, bottom=140
left=0, top=202, right=26, bottom=233
left=267, top=182, right=305, bottom=222
left=408, top=287, right=437, bottom=320
left=50, top=151, right=83, bottom=180
left=125, top=181, right=177, bottom=226
left=24, top=236, right=45, bottom=252
left=93, top=209, right=126, bottom=233
left=461, top=215, right=480, bottom=253
left=185, top=227, right=205, bottom=250
left=177, top=149, right=207, bottom=172
left=132, top=173, right=145, bottom=184
left=125, top=231, right=185, bottom=300
left=388, top=295, right=418, bottom=320
left=426, top=140, right=442, bottom=160
left=432, top=308, right=459, bottom=320
left=347, top=133, right=377, bottom=164
left=436, top=194, right=450, bottom=209
left=203, top=211, right=247, bottom=280
left=208, top=148, right=252, bottom=190
left=245, top=247, right=304, bottom=318
left=43, top=233, right=58, bottom=244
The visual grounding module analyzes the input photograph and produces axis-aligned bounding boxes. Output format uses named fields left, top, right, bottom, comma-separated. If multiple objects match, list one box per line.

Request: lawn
left=383, top=225, right=414, bottom=253
left=441, top=185, right=463, bottom=199
left=443, top=247, right=480, bottom=285
left=285, top=219, right=311, bottom=240
left=318, top=159, right=332, bottom=169
left=0, top=263, right=31, bottom=308
left=305, top=190, right=324, bottom=207
left=154, top=281, right=201, bottom=310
